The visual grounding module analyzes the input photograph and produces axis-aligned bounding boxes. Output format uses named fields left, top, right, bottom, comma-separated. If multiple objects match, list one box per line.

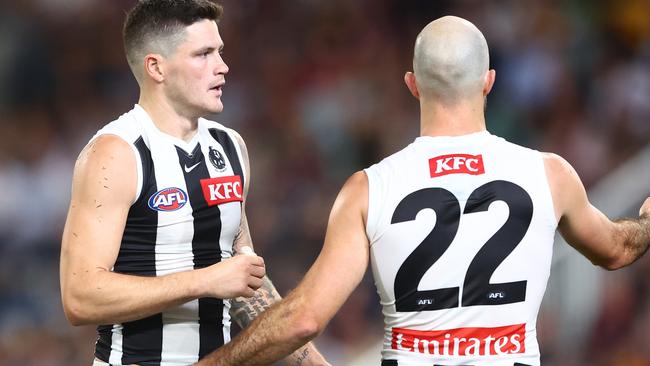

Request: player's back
left=365, top=131, right=557, bottom=366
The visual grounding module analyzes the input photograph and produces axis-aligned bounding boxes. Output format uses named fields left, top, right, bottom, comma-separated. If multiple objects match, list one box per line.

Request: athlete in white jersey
left=365, top=132, right=554, bottom=366
left=197, top=15, right=650, bottom=366
left=59, top=1, right=328, bottom=365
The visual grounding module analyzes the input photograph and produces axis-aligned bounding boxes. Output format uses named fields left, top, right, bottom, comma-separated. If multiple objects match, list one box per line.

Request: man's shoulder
left=365, top=141, right=414, bottom=172
left=93, top=106, right=143, bottom=144
left=488, top=133, right=540, bottom=155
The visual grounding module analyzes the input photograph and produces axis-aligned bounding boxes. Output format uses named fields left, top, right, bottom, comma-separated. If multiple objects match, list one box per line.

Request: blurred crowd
left=1, top=0, right=649, bottom=365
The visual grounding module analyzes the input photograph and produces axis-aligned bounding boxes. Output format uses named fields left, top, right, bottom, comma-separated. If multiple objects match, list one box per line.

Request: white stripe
left=108, top=324, right=124, bottom=365
left=161, top=301, right=201, bottom=365
left=222, top=299, right=231, bottom=344
left=218, top=218, right=235, bottom=346
left=202, top=130, right=238, bottom=345
left=147, top=120, right=200, bottom=363
left=224, top=128, right=248, bottom=184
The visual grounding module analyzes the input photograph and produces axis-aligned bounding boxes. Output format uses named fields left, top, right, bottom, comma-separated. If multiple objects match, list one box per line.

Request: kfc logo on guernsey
left=429, top=154, right=485, bottom=178
left=392, top=324, right=525, bottom=357
left=201, top=175, right=243, bottom=206
left=148, top=187, right=188, bottom=212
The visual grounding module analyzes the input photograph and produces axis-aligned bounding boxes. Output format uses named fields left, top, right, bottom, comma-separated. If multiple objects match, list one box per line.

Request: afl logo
left=209, top=146, right=227, bottom=172
left=148, top=187, right=188, bottom=212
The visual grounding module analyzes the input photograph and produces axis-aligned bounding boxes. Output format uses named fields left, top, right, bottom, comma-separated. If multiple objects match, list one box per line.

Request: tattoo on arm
left=233, top=213, right=253, bottom=253
left=230, top=276, right=281, bottom=328
left=287, top=347, right=310, bottom=366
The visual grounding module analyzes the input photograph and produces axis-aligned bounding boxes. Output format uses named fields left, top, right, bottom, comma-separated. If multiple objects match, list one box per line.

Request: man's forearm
left=198, top=292, right=320, bottom=366
left=63, top=268, right=201, bottom=325
left=222, top=277, right=328, bottom=366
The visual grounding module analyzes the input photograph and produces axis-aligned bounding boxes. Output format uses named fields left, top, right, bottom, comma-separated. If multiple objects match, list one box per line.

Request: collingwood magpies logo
left=209, top=146, right=227, bottom=172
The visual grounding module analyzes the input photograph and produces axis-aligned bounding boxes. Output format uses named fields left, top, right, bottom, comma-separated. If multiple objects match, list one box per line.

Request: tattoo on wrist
left=230, top=277, right=281, bottom=328
left=292, top=348, right=310, bottom=366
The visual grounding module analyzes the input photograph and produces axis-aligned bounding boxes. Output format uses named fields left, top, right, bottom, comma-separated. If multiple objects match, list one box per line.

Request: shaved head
left=413, top=16, right=489, bottom=102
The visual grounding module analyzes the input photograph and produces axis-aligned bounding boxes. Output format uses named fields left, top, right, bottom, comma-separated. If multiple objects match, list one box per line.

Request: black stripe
left=114, top=137, right=163, bottom=365
left=208, top=128, right=244, bottom=187
left=121, top=314, right=164, bottom=365
left=177, top=144, right=225, bottom=357
left=94, top=324, right=113, bottom=362
left=115, top=136, right=159, bottom=275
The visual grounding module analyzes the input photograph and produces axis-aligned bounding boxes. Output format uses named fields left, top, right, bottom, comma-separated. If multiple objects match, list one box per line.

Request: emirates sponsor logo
left=429, top=154, right=485, bottom=178
left=392, top=323, right=525, bottom=356
left=200, top=175, right=243, bottom=206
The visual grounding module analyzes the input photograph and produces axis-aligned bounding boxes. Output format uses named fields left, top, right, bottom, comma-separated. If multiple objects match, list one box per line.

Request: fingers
left=249, top=263, right=266, bottom=278
left=249, top=254, right=265, bottom=267
left=248, top=276, right=263, bottom=291
left=640, top=197, right=650, bottom=217
left=240, top=287, right=256, bottom=298
left=236, top=252, right=264, bottom=266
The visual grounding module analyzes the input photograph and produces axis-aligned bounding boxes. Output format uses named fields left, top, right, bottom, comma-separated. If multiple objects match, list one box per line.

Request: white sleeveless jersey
left=365, top=131, right=557, bottom=366
left=90, top=105, right=247, bottom=365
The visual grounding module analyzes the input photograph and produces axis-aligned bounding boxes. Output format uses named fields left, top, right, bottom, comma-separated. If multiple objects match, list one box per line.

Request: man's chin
left=200, top=103, right=224, bottom=117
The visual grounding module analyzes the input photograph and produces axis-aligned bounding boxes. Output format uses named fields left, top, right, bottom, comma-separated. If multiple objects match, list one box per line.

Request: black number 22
left=391, top=180, right=533, bottom=312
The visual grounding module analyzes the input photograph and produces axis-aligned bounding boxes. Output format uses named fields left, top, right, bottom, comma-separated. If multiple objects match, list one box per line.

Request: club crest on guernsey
left=209, top=146, right=227, bottom=172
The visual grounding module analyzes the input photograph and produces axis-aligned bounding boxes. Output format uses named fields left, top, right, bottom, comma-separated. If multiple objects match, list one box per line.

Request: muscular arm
left=226, top=131, right=329, bottom=365
left=198, top=171, right=370, bottom=366
left=545, top=153, right=650, bottom=269
left=60, top=135, right=265, bottom=326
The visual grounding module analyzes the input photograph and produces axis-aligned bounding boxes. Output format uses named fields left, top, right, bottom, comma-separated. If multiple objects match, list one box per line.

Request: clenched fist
left=198, top=254, right=266, bottom=299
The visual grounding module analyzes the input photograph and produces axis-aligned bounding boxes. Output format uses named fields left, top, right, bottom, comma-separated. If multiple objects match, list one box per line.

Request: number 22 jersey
left=364, top=131, right=557, bottom=366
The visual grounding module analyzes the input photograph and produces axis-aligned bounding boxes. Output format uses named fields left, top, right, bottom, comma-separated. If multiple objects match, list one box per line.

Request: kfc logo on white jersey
left=429, top=154, right=485, bottom=178
left=200, top=175, right=243, bottom=206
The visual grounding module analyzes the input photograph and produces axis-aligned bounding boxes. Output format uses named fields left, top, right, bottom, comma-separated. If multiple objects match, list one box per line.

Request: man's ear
left=144, top=54, right=165, bottom=83
left=483, top=69, right=496, bottom=96
left=404, top=71, right=420, bottom=100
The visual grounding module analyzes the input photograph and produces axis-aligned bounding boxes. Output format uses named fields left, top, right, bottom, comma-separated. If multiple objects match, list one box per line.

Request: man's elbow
left=62, top=294, right=94, bottom=326
left=593, top=247, right=629, bottom=271
left=597, top=259, right=625, bottom=271
left=292, top=312, right=323, bottom=343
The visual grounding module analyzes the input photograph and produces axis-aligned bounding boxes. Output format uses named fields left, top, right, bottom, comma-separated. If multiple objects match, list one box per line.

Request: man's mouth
left=210, top=82, right=225, bottom=93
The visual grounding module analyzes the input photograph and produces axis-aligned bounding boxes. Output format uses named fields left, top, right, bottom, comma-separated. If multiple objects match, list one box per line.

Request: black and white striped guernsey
left=91, top=105, right=246, bottom=365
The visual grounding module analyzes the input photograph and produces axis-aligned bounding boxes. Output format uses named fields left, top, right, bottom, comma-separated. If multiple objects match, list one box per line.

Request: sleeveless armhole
left=226, top=129, right=248, bottom=187
left=130, top=142, right=144, bottom=204
left=364, top=167, right=380, bottom=244
left=536, top=151, right=560, bottom=227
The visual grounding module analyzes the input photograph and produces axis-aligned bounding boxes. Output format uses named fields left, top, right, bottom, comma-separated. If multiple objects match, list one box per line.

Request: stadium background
left=1, top=0, right=650, bottom=364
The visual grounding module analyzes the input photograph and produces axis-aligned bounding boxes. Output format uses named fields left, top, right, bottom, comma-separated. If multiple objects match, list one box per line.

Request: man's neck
left=138, top=93, right=199, bottom=143
left=419, top=98, right=487, bottom=137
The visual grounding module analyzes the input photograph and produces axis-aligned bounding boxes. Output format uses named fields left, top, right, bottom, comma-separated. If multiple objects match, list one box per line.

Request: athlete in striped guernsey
left=197, top=16, right=650, bottom=366
left=59, top=1, right=329, bottom=365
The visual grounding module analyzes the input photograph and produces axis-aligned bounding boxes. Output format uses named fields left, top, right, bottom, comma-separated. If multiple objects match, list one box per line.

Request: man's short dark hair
left=123, top=0, right=223, bottom=81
